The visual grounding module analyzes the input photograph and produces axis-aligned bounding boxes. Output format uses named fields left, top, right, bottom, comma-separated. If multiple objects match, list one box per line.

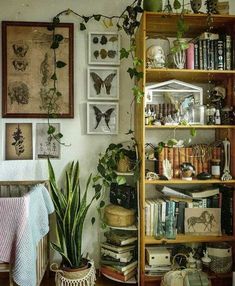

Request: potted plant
left=48, top=159, right=99, bottom=283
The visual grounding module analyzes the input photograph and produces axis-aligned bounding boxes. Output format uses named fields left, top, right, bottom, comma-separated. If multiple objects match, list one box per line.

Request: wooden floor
left=0, top=273, right=129, bottom=285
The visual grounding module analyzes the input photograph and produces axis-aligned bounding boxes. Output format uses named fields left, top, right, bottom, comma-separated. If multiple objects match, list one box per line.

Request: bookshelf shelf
left=135, top=11, right=235, bottom=286
left=145, top=179, right=235, bottom=185
left=144, top=235, right=235, bottom=245
left=146, top=68, right=235, bottom=83
left=145, top=125, right=235, bottom=130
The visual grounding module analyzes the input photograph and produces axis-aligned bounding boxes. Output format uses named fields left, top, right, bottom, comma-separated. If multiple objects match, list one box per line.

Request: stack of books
left=100, top=229, right=138, bottom=282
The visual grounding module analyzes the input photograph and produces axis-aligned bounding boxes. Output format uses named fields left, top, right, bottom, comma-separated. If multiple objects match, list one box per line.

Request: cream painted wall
left=0, top=0, right=235, bottom=267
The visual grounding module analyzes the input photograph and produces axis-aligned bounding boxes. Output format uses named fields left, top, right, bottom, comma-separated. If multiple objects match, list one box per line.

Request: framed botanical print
left=87, top=67, right=119, bottom=100
left=88, top=32, right=120, bottom=65
left=5, top=123, right=33, bottom=160
left=2, top=21, right=74, bottom=118
left=36, top=123, right=60, bottom=159
left=87, top=102, right=119, bottom=135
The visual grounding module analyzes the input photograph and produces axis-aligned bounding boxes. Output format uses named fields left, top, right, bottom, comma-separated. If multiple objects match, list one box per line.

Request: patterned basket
left=51, top=261, right=96, bottom=286
left=208, top=243, right=232, bottom=274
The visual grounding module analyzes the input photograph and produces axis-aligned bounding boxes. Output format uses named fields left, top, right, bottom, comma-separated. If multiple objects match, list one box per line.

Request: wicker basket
left=104, top=204, right=135, bottom=227
left=207, top=243, right=232, bottom=273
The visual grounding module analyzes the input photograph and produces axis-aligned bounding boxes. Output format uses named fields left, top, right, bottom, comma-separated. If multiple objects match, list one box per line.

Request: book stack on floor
left=100, top=229, right=138, bottom=282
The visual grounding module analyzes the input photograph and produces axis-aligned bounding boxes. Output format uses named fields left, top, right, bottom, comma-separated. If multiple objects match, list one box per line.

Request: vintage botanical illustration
left=36, top=123, right=60, bottom=159
left=87, top=102, right=118, bottom=134
left=5, top=123, right=33, bottom=160
left=2, top=22, right=73, bottom=118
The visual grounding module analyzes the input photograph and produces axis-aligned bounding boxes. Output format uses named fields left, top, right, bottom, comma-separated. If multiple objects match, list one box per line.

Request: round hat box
left=104, top=204, right=135, bottom=227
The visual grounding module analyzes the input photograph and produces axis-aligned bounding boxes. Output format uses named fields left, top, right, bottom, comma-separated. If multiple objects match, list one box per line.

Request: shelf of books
left=145, top=125, right=235, bottom=129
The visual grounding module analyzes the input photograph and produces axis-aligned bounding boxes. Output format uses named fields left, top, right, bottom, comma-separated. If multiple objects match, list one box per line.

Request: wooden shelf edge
left=145, top=179, right=235, bottom=185
left=144, top=235, right=235, bottom=244
left=145, top=125, right=235, bottom=129
left=146, top=68, right=235, bottom=74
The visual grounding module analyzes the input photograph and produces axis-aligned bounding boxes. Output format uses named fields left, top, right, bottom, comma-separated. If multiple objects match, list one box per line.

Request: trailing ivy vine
left=46, top=0, right=144, bottom=141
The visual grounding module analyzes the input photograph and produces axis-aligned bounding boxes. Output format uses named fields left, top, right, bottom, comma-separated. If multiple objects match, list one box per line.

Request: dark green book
left=104, top=229, right=137, bottom=246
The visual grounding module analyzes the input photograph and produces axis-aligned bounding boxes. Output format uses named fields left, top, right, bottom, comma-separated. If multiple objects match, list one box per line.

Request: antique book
left=104, top=229, right=137, bottom=246
left=101, top=242, right=135, bottom=253
left=100, top=266, right=136, bottom=282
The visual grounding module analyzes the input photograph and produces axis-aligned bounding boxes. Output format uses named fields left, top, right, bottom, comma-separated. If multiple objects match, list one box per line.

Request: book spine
left=186, top=43, right=194, bottom=69
left=167, top=147, right=173, bottom=177
left=173, top=148, right=180, bottom=178
left=145, top=201, right=151, bottom=236
left=198, top=40, right=203, bottom=69
left=194, top=40, right=199, bottom=69
left=226, top=35, right=232, bottom=70
left=158, top=149, right=164, bottom=176
left=217, top=38, right=224, bottom=70
left=177, top=201, right=186, bottom=234
left=179, top=147, right=186, bottom=178
left=202, top=40, right=208, bottom=70
left=213, top=40, right=218, bottom=69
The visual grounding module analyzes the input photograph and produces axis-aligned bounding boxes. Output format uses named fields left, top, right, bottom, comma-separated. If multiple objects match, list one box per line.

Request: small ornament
left=190, top=0, right=202, bottom=13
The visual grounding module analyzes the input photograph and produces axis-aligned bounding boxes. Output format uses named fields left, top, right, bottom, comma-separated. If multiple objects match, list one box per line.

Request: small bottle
left=215, top=109, right=221, bottom=125
left=211, top=159, right=221, bottom=179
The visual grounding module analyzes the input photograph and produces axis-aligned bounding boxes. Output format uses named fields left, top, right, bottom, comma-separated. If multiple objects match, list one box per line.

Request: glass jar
left=192, top=105, right=206, bottom=124
left=211, top=159, right=221, bottom=179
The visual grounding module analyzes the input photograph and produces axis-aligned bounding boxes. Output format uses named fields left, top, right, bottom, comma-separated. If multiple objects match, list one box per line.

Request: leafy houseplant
left=48, top=159, right=99, bottom=270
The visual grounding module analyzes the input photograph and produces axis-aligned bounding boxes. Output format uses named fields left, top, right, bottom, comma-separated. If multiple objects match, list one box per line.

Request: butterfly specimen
left=93, top=106, right=115, bottom=130
left=90, top=72, right=116, bottom=95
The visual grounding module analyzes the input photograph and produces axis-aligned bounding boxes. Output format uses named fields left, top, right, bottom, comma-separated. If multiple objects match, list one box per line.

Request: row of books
left=145, top=186, right=228, bottom=236
left=157, top=146, right=221, bottom=178
left=186, top=32, right=232, bottom=70
left=100, top=229, right=138, bottom=282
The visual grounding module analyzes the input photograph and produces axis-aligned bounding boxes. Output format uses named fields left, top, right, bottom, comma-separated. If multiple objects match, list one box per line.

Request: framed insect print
left=2, top=21, right=74, bottom=118
left=36, top=123, right=60, bottom=159
left=5, top=123, right=33, bottom=160
left=87, top=102, right=119, bottom=135
left=88, top=32, right=120, bottom=65
left=88, top=67, right=119, bottom=100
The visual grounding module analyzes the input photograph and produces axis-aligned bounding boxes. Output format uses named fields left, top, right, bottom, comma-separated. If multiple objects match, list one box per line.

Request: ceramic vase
left=143, top=0, right=163, bottom=12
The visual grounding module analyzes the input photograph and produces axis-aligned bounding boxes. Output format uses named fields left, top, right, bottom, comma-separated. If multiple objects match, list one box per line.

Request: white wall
left=0, top=0, right=234, bottom=267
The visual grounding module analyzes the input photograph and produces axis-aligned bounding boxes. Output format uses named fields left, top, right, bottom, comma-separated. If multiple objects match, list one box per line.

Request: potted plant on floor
left=48, top=159, right=99, bottom=285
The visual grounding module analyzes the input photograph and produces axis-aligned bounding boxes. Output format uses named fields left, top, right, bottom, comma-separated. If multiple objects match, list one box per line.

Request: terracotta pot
left=61, top=259, right=90, bottom=279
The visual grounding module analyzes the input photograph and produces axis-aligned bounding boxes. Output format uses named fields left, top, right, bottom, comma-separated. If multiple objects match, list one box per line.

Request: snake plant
left=48, top=159, right=99, bottom=268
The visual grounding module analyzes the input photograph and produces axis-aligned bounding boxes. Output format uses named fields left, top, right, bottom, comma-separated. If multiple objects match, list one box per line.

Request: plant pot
left=117, top=156, right=133, bottom=173
left=143, top=0, right=163, bottom=12
left=51, top=260, right=96, bottom=285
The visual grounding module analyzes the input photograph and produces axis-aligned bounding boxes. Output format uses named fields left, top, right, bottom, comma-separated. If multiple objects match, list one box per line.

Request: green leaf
left=54, top=34, right=64, bottom=42
left=80, top=23, right=86, bottom=31
left=116, top=175, right=126, bottom=185
left=51, top=41, right=59, bottom=49
left=56, top=61, right=67, bottom=68
left=94, top=14, right=101, bottom=21
left=53, top=17, right=60, bottom=25
left=190, top=128, right=196, bottom=137
left=91, top=217, right=96, bottom=225
left=120, top=48, right=129, bottom=59
left=173, top=0, right=181, bottom=9
left=56, top=91, right=62, bottom=97
left=132, top=85, right=144, bottom=103
left=83, top=16, right=90, bottom=23
left=48, top=125, right=56, bottom=134
left=100, top=200, right=105, bottom=208
left=51, top=73, right=57, bottom=80
left=54, top=132, right=63, bottom=139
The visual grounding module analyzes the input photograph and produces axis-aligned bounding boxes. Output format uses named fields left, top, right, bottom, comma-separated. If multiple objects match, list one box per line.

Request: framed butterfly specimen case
left=88, top=32, right=120, bottom=65
left=87, top=67, right=119, bottom=100
left=87, top=102, right=119, bottom=134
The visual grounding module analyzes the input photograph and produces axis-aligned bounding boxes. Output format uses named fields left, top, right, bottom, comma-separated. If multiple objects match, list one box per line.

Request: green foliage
left=48, top=159, right=99, bottom=268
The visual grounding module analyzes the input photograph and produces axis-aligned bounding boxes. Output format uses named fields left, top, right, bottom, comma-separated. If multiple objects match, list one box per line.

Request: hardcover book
left=104, top=229, right=138, bottom=246
left=100, top=266, right=136, bottom=282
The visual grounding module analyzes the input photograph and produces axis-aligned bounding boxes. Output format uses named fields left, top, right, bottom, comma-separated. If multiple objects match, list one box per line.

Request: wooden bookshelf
left=134, top=11, right=235, bottom=286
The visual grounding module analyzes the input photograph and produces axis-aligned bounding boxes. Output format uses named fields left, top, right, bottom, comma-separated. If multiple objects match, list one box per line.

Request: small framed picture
left=5, top=123, right=33, bottom=160
left=88, top=32, right=120, bottom=65
left=36, top=123, right=61, bottom=159
left=87, top=102, right=119, bottom=135
left=88, top=67, right=119, bottom=100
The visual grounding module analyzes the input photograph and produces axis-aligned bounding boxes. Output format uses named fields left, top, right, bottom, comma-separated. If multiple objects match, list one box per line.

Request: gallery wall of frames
left=87, top=32, right=120, bottom=135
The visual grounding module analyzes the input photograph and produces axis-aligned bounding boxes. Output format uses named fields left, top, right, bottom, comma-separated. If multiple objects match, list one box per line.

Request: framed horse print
left=185, top=208, right=221, bottom=236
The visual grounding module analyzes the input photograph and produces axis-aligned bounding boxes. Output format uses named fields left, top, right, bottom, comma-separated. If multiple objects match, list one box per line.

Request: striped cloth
left=0, top=184, right=54, bottom=286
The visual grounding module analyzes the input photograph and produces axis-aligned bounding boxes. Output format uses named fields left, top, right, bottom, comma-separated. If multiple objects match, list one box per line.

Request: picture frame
left=5, top=123, right=33, bottom=160
left=2, top=21, right=74, bottom=118
left=36, top=123, right=61, bottom=159
left=88, top=32, right=120, bottom=65
left=87, top=102, right=119, bottom=135
left=87, top=67, right=119, bottom=100
left=185, top=208, right=221, bottom=236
